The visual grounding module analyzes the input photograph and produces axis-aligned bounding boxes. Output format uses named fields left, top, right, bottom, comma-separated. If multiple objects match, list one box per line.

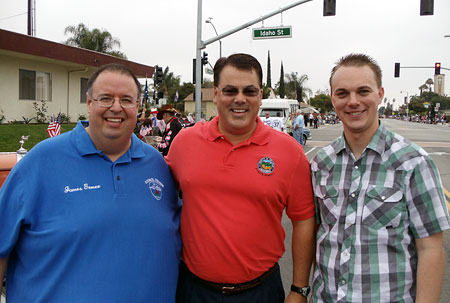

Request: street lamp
left=205, top=17, right=222, bottom=58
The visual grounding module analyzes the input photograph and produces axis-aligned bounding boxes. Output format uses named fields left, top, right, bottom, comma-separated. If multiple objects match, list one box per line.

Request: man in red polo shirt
left=166, top=53, right=315, bottom=303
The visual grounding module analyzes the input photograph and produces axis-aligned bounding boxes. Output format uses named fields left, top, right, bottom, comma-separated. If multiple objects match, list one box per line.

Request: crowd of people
left=0, top=53, right=449, bottom=303
left=406, top=113, right=448, bottom=125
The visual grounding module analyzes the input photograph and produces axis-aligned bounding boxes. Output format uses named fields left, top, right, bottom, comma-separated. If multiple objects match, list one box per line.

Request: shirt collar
left=73, top=121, right=146, bottom=161
left=334, top=120, right=386, bottom=156
left=206, top=115, right=271, bottom=146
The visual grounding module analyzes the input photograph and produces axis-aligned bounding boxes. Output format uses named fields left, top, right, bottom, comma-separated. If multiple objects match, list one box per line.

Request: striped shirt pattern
left=310, top=123, right=450, bottom=303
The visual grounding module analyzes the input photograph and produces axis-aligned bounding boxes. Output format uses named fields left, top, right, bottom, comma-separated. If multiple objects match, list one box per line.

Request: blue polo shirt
left=0, top=121, right=181, bottom=303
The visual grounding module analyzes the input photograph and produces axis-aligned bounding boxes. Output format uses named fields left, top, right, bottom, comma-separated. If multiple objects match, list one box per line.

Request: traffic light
left=420, top=0, right=434, bottom=16
left=435, top=62, right=441, bottom=75
left=323, top=0, right=336, bottom=16
left=156, top=66, right=163, bottom=83
left=154, top=65, right=163, bottom=84
left=201, top=52, right=208, bottom=66
left=394, top=63, right=400, bottom=78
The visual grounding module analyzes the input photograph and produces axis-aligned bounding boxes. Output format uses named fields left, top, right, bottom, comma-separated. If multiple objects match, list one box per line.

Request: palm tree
left=285, top=72, right=312, bottom=101
left=64, top=23, right=127, bottom=59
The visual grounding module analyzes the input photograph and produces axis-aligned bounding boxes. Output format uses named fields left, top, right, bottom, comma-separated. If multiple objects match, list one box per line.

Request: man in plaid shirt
left=310, top=54, right=450, bottom=303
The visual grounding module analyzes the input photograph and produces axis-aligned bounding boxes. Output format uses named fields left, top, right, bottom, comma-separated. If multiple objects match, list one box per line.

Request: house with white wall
left=0, top=29, right=154, bottom=123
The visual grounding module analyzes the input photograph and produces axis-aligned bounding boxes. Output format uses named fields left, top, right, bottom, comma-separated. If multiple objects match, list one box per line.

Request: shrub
left=60, top=113, right=71, bottom=124
left=33, top=100, right=48, bottom=123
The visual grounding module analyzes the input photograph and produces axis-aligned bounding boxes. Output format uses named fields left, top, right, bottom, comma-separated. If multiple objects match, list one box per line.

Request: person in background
left=157, top=105, right=183, bottom=156
left=167, top=53, right=315, bottom=303
left=261, top=111, right=273, bottom=127
left=286, top=112, right=295, bottom=136
left=0, top=63, right=181, bottom=303
left=303, top=113, right=309, bottom=127
left=309, top=113, right=314, bottom=127
left=271, top=111, right=286, bottom=132
left=293, top=110, right=304, bottom=146
left=310, top=53, right=450, bottom=303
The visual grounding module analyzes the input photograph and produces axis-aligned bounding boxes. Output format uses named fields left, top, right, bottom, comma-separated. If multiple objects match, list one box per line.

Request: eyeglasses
left=217, top=85, right=261, bottom=97
left=89, top=95, right=139, bottom=108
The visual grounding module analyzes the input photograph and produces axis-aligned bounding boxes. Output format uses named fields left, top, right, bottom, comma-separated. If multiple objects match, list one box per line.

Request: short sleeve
left=285, top=151, right=315, bottom=221
left=407, top=156, right=450, bottom=238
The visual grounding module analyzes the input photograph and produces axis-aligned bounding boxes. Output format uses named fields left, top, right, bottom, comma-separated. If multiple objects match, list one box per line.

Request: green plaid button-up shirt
left=310, top=123, right=450, bottom=303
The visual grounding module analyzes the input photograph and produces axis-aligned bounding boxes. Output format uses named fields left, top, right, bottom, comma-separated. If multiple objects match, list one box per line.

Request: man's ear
left=213, top=86, right=218, bottom=105
left=377, top=87, right=385, bottom=105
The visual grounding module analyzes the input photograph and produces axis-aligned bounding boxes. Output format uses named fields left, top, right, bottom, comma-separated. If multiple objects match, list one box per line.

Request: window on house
left=19, top=69, right=52, bottom=101
left=80, top=78, right=88, bottom=103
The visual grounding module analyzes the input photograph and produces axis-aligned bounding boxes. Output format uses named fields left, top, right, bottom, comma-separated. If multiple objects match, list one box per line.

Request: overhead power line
left=0, top=12, right=28, bottom=22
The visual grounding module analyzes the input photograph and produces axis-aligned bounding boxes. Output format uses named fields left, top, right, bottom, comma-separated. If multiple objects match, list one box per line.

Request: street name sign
left=252, top=26, right=292, bottom=40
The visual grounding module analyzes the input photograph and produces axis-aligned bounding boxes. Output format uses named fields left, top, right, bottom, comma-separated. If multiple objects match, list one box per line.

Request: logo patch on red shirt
left=257, top=157, right=275, bottom=176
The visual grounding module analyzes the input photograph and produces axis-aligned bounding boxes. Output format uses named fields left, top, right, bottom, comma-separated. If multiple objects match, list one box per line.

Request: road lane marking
left=444, top=187, right=450, bottom=213
left=305, top=147, right=316, bottom=156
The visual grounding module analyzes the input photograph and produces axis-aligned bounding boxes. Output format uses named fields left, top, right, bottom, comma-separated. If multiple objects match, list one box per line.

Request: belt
left=185, top=262, right=279, bottom=295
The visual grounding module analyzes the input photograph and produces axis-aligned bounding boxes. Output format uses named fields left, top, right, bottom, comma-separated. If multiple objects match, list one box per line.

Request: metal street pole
left=195, top=0, right=203, bottom=122
left=206, top=18, right=222, bottom=58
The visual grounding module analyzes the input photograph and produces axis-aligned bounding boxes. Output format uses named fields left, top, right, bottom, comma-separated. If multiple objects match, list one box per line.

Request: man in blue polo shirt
left=0, top=63, right=181, bottom=302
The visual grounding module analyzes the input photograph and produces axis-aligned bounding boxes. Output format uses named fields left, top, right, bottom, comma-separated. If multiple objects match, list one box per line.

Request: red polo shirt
left=166, top=116, right=314, bottom=283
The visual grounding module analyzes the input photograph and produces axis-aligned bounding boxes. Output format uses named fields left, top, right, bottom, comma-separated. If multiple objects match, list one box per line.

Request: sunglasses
left=217, top=85, right=261, bottom=97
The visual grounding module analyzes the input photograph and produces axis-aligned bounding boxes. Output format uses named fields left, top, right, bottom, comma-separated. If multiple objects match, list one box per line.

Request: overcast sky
left=1, top=0, right=449, bottom=109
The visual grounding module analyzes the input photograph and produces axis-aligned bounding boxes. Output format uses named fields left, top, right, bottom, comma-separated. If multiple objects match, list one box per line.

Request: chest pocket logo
left=257, top=157, right=275, bottom=176
left=145, top=178, right=164, bottom=201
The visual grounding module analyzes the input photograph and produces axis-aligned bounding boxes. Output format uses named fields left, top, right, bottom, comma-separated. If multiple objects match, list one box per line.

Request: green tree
left=384, top=102, right=393, bottom=116
left=278, top=62, right=285, bottom=98
left=157, top=66, right=182, bottom=104
left=284, top=72, right=311, bottom=101
left=64, top=23, right=127, bottom=59
left=262, top=84, right=272, bottom=99
left=266, top=50, right=272, bottom=88
left=309, top=94, right=333, bottom=113
left=202, top=79, right=214, bottom=88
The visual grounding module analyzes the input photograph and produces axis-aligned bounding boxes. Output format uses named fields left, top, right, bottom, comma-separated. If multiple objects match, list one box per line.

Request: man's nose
left=110, top=98, right=123, bottom=111
left=348, top=92, right=359, bottom=105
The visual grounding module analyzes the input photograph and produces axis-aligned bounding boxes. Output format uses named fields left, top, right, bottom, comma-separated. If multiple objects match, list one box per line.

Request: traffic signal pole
left=194, top=0, right=314, bottom=121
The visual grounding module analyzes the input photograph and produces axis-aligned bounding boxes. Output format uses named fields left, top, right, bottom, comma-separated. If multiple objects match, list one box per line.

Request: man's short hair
left=87, top=63, right=142, bottom=98
left=329, top=53, right=382, bottom=90
left=213, top=53, right=263, bottom=88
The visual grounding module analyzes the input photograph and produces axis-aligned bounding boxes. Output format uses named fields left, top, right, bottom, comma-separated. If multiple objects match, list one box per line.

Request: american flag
left=47, top=113, right=61, bottom=138
left=142, top=78, right=149, bottom=107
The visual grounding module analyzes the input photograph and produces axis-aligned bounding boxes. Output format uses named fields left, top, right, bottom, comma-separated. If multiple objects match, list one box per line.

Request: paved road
left=280, top=119, right=450, bottom=302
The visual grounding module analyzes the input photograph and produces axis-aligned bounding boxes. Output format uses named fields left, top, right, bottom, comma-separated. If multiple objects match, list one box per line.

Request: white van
left=258, top=99, right=291, bottom=125
left=258, top=99, right=312, bottom=144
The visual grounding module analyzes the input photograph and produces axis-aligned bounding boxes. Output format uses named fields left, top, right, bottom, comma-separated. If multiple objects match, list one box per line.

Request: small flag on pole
left=47, top=113, right=61, bottom=138
left=174, top=90, right=179, bottom=103
left=142, top=78, right=149, bottom=107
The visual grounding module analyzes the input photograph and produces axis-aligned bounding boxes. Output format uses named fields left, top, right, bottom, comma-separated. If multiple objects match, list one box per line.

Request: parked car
left=303, top=127, right=312, bottom=145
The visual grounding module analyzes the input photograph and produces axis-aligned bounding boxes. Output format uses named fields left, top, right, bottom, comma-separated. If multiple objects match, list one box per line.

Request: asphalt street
left=280, top=118, right=450, bottom=303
